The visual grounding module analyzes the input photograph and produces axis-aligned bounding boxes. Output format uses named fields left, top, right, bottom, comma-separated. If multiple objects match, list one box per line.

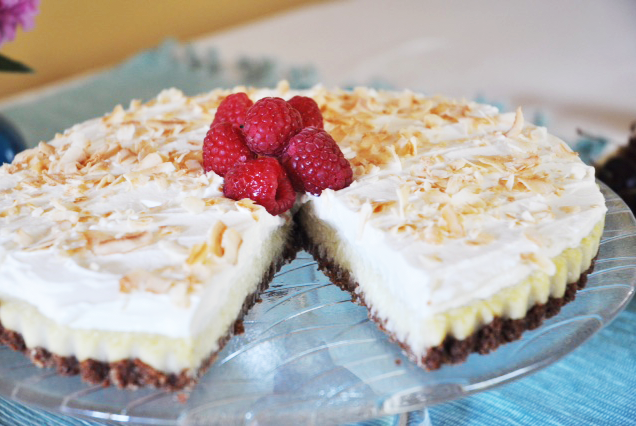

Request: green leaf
left=0, top=53, right=33, bottom=73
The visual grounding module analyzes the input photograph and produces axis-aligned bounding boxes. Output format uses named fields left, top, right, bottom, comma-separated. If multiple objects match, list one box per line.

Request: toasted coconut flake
left=396, top=185, right=410, bottom=219
left=119, top=269, right=172, bottom=294
left=422, top=223, right=443, bottom=244
left=236, top=199, right=261, bottom=212
left=155, top=175, right=170, bottom=190
left=476, top=156, right=507, bottom=173
left=371, top=200, right=397, bottom=214
left=96, top=174, right=115, bottom=189
left=521, top=252, right=555, bottom=275
left=466, top=232, right=495, bottom=246
left=104, top=104, right=126, bottom=123
left=116, top=124, right=136, bottom=142
left=423, top=113, right=445, bottom=129
left=503, top=174, right=515, bottom=191
left=517, top=177, right=554, bottom=194
left=440, top=204, right=464, bottom=238
left=208, top=221, right=228, bottom=257
left=182, top=196, right=206, bottom=214
left=138, top=152, right=163, bottom=170
left=116, top=148, right=136, bottom=165
left=445, top=175, right=463, bottom=195
left=38, top=141, right=55, bottom=156
left=169, top=282, right=190, bottom=308
left=276, top=80, right=290, bottom=93
left=220, top=228, right=242, bottom=265
left=186, top=242, right=208, bottom=266
left=523, top=231, right=545, bottom=247
left=57, top=137, right=88, bottom=168
left=31, top=207, right=44, bottom=217
left=504, top=107, right=524, bottom=138
left=153, top=162, right=177, bottom=174
left=184, top=159, right=203, bottom=172
left=14, top=229, right=34, bottom=247
left=158, top=240, right=189, bottom=260
left=85, top=230, right=154, bottom=255
left=560, top=205, right=581, bottom=214
left=123, top=172, right=151, bottom=188
left=13, top=147, right=37, bottom=165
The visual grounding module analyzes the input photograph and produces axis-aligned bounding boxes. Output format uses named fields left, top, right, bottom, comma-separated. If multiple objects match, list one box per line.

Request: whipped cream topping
left=0, top=87, right=287, bottom=338
left=0, top=83, right=607, bottom=340
left=305, top=87, right=606, bottom=318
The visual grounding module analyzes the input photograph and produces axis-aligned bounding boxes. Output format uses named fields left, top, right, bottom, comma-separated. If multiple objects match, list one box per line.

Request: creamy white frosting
left=0, top=87, right=288, bottom=340
left=0, top=83, right=607, bottom=348
left=303, top=89, right=606, bottom=319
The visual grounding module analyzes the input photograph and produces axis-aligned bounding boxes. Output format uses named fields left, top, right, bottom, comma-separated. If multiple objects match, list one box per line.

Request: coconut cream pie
left=0, top=83, right=606, bottom=389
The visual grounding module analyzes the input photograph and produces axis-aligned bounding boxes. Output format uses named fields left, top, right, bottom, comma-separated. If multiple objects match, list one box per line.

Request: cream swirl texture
left=0, top=83, right=606, bottom=342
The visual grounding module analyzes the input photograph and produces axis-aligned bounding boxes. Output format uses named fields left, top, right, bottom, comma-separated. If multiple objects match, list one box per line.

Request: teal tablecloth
left=0, top=40, right=634, bottom=426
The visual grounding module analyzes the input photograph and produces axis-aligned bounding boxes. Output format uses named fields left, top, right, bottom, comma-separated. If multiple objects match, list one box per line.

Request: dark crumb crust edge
left=299, top=228, right=597, bottom=370
left=0, top=235, right=298, bottom=392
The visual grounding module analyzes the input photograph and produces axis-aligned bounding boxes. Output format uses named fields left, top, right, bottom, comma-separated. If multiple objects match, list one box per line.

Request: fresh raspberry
left=223, top=157, right=296, bottom=215
left=212, top=92, right=253, bottom=127
left=288, top=96, right=324, bottom=129
left=203, top=122, right=256, bottom=176
left=243, top=97, right=303, bottom=156
left=281, top=127, right=353, bottom=195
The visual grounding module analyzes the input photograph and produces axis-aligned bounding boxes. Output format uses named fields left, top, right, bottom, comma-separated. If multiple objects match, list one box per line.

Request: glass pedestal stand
left=0, top=183, right=633, bottom=425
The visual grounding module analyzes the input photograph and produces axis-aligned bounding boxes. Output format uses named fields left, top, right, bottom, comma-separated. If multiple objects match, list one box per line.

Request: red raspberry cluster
left=203, top=92, right=353, bottom=215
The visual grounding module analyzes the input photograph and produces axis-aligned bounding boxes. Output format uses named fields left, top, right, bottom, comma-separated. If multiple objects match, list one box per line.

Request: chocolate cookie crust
left=300, top=229, right=596, bottom=370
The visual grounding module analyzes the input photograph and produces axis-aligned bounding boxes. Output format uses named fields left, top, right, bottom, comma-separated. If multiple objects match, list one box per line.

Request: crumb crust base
left=0, top=237, right=297, bottom=391
left=300, top=230, right=597, bottom=370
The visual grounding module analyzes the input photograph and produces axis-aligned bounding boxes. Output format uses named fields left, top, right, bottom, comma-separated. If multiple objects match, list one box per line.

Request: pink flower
left=0, top=0, right=39, bottom=46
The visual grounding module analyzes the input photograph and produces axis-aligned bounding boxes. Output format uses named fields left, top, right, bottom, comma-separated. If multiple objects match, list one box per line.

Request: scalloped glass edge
left=0, top=181, right=633, bottom=425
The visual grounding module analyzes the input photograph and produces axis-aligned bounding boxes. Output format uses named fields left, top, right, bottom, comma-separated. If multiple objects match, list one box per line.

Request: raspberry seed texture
left=243, top=97, right=303, bottom=156
left=223, top=157, right=296, bottom=215
left=212, top=92, right=253, bottom=127
left=282, top=127, right=353, bottom=195
left=203, top=122, right=256, bottom=177
left=288, top=95, right=324, bottom=129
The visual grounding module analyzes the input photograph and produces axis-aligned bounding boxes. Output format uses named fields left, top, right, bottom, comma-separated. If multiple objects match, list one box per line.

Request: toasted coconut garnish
left=184, top=220, right=243, bottom=269
left=119, top=269, right=172, bottom=294
left=371, top=200, right=397, bottom=214
left=517, top=177, right=554, bottom=194
left=13, top=229, right=34, bottom=247
left=220, top=228, right=242, bottom=265
left=138, top=152, right=164, bottom=170
left=422, top=223, right=444, bottom=244
left=396, top=185, right=410, bottom=219
left=169, top=282, right=191, bottom=308
left=208, top=221, right=228, bottom=258
left=560, top=205, right=581, bottom=214
left=182, top=196, right=206, bottom=214
left=466, top=231, right=495, bottom=246
left=84, top=230, right=154, bottom=255
left=504, top=107, right=524, bottom=138
left=440, top=203, right=464, bottom=238
left=521, top=252, right=555, bottom=274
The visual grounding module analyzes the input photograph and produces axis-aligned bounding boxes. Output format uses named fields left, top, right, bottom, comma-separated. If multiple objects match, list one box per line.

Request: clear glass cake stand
left=0, top=182, right=634, bottom=425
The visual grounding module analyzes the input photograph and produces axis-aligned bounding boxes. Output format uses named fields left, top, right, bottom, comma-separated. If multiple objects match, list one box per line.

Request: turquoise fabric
left=0, top=40, right=634, bottom=426
left=1, top=39, right=319, bottom=149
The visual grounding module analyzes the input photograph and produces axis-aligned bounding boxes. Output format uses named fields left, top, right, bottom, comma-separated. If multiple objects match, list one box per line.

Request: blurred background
left=0, top=0, right=325, bottom=100
left=1, top=0, right=635, bottom=157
